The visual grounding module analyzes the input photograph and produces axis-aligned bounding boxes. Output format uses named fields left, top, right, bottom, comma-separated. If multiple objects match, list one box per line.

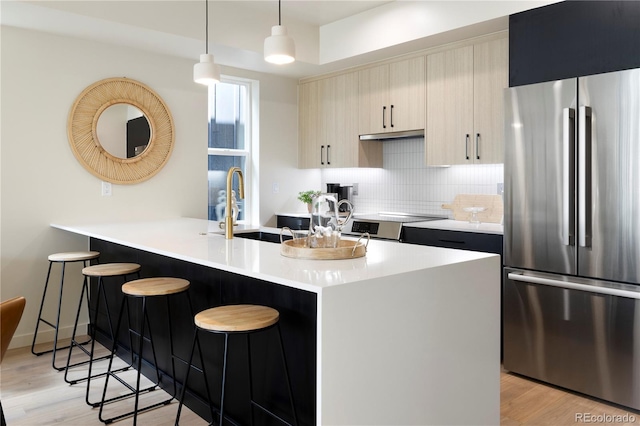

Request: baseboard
left=9, top=322, right=89, bottom=350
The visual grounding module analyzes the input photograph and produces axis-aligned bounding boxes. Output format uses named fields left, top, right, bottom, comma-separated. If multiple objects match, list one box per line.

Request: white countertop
left=51, top=217, right=496, bottom=294
left=404, top=219, right=504, bottom=235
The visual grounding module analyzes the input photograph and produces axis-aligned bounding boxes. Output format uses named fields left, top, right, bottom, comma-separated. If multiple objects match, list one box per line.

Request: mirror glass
left=96, top=104, right=151, bottom=158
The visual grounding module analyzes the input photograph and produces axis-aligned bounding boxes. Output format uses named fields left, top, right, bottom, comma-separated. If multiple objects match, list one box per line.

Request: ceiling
left=1, top=0, right=559, bottom=79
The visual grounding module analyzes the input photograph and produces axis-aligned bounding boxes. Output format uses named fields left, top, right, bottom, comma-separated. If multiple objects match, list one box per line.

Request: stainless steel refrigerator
left=503, top=68, right=640, bottom=410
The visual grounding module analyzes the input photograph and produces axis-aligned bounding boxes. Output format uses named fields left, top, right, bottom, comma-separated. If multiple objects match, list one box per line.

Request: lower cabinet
left=401, top=227, right=503, bottom=257
left=276, top=215, right=310, bottom=230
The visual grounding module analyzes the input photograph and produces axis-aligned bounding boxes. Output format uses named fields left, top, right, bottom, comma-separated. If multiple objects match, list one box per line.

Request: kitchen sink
left=234, top=231, right=291, bottom=243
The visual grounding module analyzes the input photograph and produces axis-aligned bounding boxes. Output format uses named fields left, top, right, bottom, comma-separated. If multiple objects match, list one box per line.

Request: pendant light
left=264, top=0, right=296, bottom=65
left=194, top=0, right=220, bottom=85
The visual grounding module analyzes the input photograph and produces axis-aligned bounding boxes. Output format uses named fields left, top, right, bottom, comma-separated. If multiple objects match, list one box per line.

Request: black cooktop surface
left=352, top=212, right=447, bottom=223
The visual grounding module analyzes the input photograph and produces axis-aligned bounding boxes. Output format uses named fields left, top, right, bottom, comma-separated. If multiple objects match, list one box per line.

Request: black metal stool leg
left=246, top=334, right=255, bottom=426
left=219, top=333, right=229, bottom=426
left=49, top=261, right=67, bottom=370
left=175, top=327, right=201, bottom=426
left=98, top=296, right=127, bottom=412
left=276, top=323, right=298, bottom=426
left=85, top=276, right=106, bottom=406
left=64, top=271, right=91, bottom=384
left=166, top=297, right=178, bottom=398
left=31, top=261, right=54, bottom=357
left=131, top=296, right=147, bottom=426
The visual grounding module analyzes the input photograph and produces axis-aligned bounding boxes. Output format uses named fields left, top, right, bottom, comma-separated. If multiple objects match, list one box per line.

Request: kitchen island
left=52, top=217, right=500, bottom=425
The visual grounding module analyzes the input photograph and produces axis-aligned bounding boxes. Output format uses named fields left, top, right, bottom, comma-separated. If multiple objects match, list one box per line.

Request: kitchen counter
left=405, top=218, right=504, bottom=235
left=52, top=217, right=500, bottom=425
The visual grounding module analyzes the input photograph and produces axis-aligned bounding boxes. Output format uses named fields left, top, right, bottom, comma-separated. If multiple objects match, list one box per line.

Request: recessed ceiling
left=1, top=1, right=560, bottom=79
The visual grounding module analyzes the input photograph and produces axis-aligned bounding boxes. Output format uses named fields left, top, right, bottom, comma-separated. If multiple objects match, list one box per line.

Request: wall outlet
left=101, top=181, right=112, bottom=196
left=272, top=183, right=279, bottom=193
left=352, top=183, right=359, bottom=196
left=497, top=183, right=504, bottom=195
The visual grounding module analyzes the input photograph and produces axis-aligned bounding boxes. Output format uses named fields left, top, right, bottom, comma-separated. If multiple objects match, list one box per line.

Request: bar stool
left=99, top=277, right=193, bottom=426
left=31, top=251, right=100, bottom=370
left=63, top=263, right=141, bottom=406
left=176, top=304, right=298, bottom=426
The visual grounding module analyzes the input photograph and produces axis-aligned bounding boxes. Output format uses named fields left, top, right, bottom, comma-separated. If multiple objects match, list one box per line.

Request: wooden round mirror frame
left=67, top=77, right=175, bottom=184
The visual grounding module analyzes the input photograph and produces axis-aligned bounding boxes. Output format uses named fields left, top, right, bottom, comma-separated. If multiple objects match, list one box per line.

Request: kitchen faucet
left=223, top=167, right=244, bottom=239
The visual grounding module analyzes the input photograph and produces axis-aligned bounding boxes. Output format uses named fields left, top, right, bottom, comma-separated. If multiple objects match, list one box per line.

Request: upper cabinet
left=426, top=37, right=508, bottom=166
left=359, top=57, right=426, bottom=135
left=298, top=72, right=382, bottom=169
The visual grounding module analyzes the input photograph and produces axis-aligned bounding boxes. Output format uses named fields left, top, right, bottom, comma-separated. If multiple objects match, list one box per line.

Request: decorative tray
left=280, top=234, right=369, bottom=260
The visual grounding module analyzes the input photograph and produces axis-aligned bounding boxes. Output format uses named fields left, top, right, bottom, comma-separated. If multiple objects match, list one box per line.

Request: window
left=208, top=78, right=256, bottom=222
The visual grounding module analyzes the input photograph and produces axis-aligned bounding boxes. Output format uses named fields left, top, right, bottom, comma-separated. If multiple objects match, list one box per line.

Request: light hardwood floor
left=2, top=340, right=640, bottom=425
left=1, top=339, right=206, bottom=425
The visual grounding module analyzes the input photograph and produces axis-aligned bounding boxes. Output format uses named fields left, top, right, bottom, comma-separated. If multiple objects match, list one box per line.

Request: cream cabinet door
left=359, top=64, right=389, bottom=135
left=473, top=37, right=508, bottom=164
left=426, top=45, right=474, bottom=166
left=298, top=80, right=320, bottom=168
left=324, top=72, right=360, bottom=168
left=300, top=73, right=377, bottom=168
left=389, top=56, right=426, bottom=132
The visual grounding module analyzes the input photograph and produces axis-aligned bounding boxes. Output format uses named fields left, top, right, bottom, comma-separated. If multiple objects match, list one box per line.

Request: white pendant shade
left=264, top=25, right=295, bottom=65
left=194, top=53, right=221, bottom=86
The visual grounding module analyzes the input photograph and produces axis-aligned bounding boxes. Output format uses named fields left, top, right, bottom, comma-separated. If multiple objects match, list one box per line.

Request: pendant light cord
left=205, top=0, right=209, bottom=54
left=278, top=0, right=282, bottom=26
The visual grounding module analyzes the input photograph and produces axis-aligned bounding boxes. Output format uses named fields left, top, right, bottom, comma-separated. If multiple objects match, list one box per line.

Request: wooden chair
left=1, top=296, right=26, bottom=426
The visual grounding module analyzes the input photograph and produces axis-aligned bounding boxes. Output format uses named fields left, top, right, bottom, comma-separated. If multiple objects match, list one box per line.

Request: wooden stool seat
left=82, top=263, right=141, bottom=277
left=195, top=304, right=279, bottom=333
left=48, top=251, right=100, bottom=262
left=122, top=277, right=190, bottom=297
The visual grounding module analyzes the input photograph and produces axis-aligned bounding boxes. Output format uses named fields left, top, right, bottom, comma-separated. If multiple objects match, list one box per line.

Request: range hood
left=359, top=129, right=424, bottom=141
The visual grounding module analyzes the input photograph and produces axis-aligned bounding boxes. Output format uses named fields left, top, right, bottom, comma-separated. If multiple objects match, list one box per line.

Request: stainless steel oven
left=342, top=212, right=446, bottom=241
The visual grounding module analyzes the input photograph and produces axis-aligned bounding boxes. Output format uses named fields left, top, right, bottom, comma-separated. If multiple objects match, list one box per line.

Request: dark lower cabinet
left=89, top=238, right=316, bottom=426
left=401, top=227, right=503, bottom=257
left=276, top=215, right=310, bottom=230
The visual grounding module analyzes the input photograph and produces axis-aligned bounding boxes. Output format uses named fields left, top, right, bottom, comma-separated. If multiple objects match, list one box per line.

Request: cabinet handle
left=465, top=134, right=470, bottom=160
left=438, top=239, right=465, bottom=245
left=475, top=133, right=480, bottom=160
left=327, top=144, right=331, bottom=165
left=382, top=106, right=386, bottom=129
left=390, top=105, right=394, bottom=128
left=320, top=145, right=325, bottom=165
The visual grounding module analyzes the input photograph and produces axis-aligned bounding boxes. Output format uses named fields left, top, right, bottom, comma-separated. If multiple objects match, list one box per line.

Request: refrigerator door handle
left=507, top=271, right=640, bottom=299
left=578, top=106, right=592, bottom=248
left=562, top=108, right=576, bottom=246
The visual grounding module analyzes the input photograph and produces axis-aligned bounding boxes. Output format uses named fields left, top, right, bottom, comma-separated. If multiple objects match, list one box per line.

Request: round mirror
left=96, top=104, right=151, bottom=158
left=67, top=78, right=174, bottom=184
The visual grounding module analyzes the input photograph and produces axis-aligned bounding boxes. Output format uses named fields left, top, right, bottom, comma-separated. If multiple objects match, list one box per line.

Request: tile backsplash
left=321, top=137, right=504, bottom=217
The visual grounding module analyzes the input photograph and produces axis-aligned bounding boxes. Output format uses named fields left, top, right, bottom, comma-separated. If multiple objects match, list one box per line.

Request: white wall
left=0, top=26, right=316, bottom=348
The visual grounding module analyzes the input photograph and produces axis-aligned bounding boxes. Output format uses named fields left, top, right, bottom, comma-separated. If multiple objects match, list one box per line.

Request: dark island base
left=89, top=238, right=317, bottom=425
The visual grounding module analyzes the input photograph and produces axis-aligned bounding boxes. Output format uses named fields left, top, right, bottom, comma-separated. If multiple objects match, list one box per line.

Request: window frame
left=208, top=76, right=259, bottom=225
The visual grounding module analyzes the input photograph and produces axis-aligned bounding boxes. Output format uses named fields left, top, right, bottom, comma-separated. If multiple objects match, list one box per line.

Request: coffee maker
left=326, top=183, right=354, bottom=213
